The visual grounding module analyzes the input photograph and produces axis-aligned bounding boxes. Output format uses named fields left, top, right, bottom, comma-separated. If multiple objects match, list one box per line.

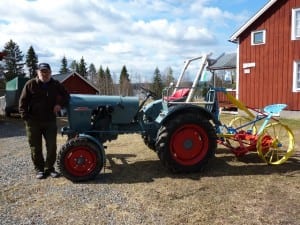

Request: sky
left=0, top=0, right=269, bottom=81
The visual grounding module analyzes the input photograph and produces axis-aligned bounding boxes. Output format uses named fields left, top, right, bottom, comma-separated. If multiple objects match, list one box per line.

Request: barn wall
left=238, top=0, right=300, bottom=110
left=62, top=75, right=98, bottom=94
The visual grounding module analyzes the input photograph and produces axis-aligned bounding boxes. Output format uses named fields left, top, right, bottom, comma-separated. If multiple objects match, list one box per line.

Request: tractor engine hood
left=67, top=94, right=139, bottom=132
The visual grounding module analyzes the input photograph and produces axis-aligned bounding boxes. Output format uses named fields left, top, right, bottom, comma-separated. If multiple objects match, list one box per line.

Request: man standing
left=19, top=63, right=69, bottom=179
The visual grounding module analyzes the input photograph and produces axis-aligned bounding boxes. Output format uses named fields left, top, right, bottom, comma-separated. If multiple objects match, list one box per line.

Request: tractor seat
left=165, top=88, right=190, bottom=101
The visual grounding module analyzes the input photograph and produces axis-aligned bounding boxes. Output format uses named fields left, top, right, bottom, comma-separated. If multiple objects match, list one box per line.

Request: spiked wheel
left=226, top=116, right=257, bottom=149
left=257, top=122, right=294, bottom=165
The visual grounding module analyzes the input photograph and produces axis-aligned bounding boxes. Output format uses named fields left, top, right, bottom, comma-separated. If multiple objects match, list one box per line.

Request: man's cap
left=38, top=63, right=51, bottom=71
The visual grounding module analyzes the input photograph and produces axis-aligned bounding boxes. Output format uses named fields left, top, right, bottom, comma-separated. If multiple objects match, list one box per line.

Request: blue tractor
left=58, top=54, right=219, bottom=181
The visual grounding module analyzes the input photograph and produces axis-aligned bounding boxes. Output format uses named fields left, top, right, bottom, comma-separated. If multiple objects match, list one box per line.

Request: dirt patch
left=1, top=116, right=299, bottom=225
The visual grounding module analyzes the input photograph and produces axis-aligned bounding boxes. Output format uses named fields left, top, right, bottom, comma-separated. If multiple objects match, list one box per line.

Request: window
left=291, top=8, right=300, bottom=40
left=293, top=61, right=300, bottom=92
left=251, top=30, right=266, bottom=45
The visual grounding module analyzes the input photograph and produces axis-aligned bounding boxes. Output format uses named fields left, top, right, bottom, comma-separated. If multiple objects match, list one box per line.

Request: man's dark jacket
left=19, top=77, right=70, bottom=122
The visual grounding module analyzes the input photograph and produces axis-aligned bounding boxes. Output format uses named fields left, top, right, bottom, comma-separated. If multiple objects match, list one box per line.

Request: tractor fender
left=155, top=104, right=219, bottom=126
left=78, top=134, right=106, bottom=164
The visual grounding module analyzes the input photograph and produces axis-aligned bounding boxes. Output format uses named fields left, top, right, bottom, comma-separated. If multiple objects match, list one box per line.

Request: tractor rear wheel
left=57, top=138, right=104, bottom=182
left=155, top=112, right=217, bottom=172
left=142, top=134, right=156, bottom=150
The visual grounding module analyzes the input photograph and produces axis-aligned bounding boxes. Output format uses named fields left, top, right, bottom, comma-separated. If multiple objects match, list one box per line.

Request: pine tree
left=78, top=57, right=87, bottom=78
left=70, top=60, right=78, bottom=72
left=151, top=67, right=164, bottom=99
left=2, top=39, right=25, bottom=81
left=119, top=65, right=132, bottom=96
left=97, top=66, right=105, bottom=94
left=105, top=67, right=114, bottom=95
left=60, top=56, right=69, bottom=74
left=88, top=63, right=97, bottom=83
left=164, top=67, right=175, bottom=87
left=25, top=46, right=38, bottom=78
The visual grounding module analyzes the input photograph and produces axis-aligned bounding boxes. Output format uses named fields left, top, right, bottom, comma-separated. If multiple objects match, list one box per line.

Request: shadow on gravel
left=83, top=151, right=300, bottom=184
left=204, top=153, right=300, bottom=177
left=0, top=116, right=26, bottom=138
left=0, top=116, right=67, bottom=138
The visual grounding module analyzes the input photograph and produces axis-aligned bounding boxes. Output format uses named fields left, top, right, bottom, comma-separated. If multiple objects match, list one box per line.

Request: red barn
left=53, top=72, right=99, bottom=95
left=230, top=0, right=300, bottom=110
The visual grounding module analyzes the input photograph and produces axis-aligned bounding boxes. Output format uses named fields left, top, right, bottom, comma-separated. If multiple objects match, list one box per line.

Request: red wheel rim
left=170, top=124, right=209, bottom=166
left=64, top=146, right=97, bottom=177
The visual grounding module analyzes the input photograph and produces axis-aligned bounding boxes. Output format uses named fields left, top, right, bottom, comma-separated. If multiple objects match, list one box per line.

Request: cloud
left=102, top=42, right=133, bottom=54
left=0, top=0, right=260, bottom=77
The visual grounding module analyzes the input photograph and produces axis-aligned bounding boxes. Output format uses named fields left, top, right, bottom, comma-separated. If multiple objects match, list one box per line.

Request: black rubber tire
left=142, top=134, right=156, bottom=151
left=155, top=112, right=217, bottom=172
left=57, top=138, right=103, bottom=182
left=4, top=110, right=11, bottom=117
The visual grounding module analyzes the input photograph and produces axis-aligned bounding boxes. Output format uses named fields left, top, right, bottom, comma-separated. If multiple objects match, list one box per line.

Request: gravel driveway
left=0, top=117, right=167, bottom=225
left=1, top=116, right=299, bottom=225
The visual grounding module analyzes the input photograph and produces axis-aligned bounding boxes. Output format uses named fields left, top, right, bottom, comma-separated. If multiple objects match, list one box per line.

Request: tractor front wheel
left=155, top=112, right=217, bottom=172
left=57, top=138, right=104, bottom=182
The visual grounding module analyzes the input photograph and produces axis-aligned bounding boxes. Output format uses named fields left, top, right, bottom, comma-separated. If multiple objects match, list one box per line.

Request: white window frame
left=291, top=8, right=300, bottom=40
left=251, top=30, right=266, bottom=45
left=293, top=61, right=300, bottom=92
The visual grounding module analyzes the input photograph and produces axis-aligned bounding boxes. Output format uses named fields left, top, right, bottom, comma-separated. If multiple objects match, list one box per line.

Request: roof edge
left=54, top=71, right=99, bottom=93
left=70, top=72, right=99, bottom=92
left=229, top=0, right=278, bottom=42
